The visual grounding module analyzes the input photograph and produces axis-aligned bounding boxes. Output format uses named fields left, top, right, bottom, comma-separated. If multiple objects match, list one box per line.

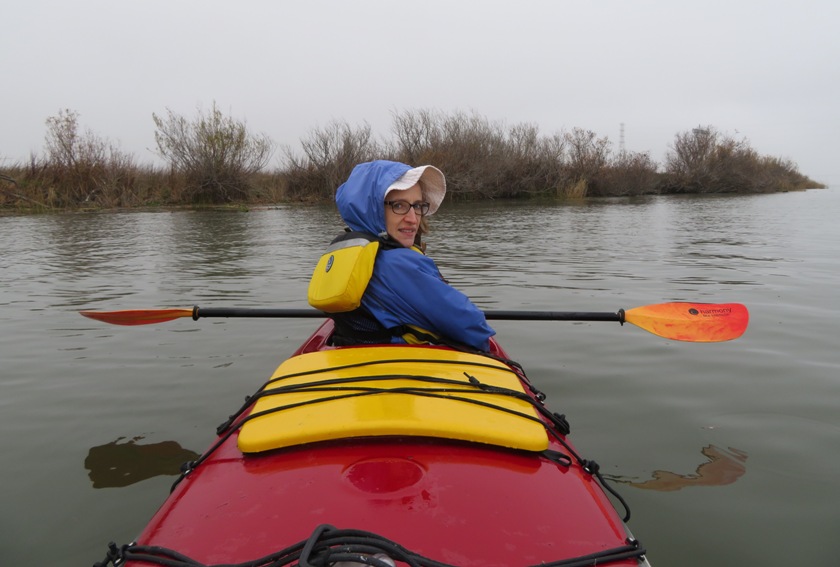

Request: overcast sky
left=2, top=0, right=838, bottom=185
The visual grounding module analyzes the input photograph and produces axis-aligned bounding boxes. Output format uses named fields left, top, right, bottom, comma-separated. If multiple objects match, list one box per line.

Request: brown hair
left=414, top=213, right=430, bottom=252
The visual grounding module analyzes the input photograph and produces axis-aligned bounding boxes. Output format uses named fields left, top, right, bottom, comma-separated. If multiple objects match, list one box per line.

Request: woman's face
left=384, top=183, right=424, bottom=248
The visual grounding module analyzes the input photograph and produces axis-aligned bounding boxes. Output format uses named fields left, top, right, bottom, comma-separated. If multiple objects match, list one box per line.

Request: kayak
left=95, top=318, right=650, bottom=567
left=85, top=301, right=750, bottom=566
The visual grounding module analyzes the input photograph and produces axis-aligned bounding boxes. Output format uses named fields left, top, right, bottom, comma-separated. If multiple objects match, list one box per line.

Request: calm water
left=1, top=189, right=839, bottom=565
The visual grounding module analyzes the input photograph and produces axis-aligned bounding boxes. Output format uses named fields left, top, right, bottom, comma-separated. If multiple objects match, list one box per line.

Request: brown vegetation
left=153, top=102, right=274, bottom=203
left=661, top=126, right=814, bottom=194
left=0, top=107, right=825, bottom=212
left=282, top=120, right=381, bottom=201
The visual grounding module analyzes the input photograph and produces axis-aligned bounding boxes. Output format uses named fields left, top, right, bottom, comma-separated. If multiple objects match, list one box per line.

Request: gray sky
left=2, top=0, right=838, bottom=185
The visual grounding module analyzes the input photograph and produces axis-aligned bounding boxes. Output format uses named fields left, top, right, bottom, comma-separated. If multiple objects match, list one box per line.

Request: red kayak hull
left=122, top=321, right=645, bottom=566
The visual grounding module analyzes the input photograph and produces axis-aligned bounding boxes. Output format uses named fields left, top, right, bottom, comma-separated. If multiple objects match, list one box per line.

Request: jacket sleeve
left=363, top=248, right=496, bottom=351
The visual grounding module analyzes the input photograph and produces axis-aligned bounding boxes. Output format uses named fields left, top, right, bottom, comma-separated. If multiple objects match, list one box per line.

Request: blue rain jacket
left=335, top=160, right=495, bottom=351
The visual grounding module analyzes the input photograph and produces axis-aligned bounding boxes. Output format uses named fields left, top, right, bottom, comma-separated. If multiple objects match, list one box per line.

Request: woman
left=315, top=159, right=495, bottom=352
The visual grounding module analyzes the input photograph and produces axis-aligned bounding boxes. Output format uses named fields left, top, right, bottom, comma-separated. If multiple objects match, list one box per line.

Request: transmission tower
left=619, top=123, right=625, bottom=155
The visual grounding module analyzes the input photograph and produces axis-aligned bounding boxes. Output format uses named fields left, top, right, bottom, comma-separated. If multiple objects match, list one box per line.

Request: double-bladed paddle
left=79, top=302, right=748, bottom=343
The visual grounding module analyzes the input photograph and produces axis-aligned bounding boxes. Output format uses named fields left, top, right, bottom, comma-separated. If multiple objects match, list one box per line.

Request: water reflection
left=445, top=195, right=781, bottom=295
left=41, top=213, right=161, bottom=279
left=84, top=437, right=199, bottom=488
left=620, top=444, right=748, bottom=492
left=161, top=211, right=258, bottom=276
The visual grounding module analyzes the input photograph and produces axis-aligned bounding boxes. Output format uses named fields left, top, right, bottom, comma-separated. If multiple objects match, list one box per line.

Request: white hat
left=384, top=165, right=446, bottom=215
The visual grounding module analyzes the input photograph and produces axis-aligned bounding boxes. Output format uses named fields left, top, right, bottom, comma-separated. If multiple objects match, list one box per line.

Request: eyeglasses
left=385, top=200, right=430, bottom=216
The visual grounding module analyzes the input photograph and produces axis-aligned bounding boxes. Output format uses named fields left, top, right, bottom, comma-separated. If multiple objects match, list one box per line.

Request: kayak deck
left=238, top=346, right=549, bottom=453
left=135, top=438, right=638, bottom=566
left=120, top=321, right=647, bottom=566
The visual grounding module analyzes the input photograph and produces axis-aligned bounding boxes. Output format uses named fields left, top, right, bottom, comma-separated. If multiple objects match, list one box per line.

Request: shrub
left=153, top=102, right=274, bottom=203
left=662, top=126, right=795, bottom=193
left=390, top=109, right=570, bottom=200
left=565, top=128, right=610, bottom=178
left=592, top=151, right=660, bottom=197
left=559, top=128, right=612, bottom=197
left=281, top=120, right=381, bottom=200
left=40, top=109, right=138, bottom=207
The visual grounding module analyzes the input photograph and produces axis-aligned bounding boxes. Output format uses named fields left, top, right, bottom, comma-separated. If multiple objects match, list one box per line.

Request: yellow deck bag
left=308, top=232, right=380, bottom=313
left=238, top=346, right=549, bottom=454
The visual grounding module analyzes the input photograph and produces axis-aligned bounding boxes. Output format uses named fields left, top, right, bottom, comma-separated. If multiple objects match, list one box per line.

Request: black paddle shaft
left=192, top=306, right=625, bottom=323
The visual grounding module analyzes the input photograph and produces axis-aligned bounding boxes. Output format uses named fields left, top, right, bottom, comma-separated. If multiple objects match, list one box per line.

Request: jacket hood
left=335, top=160, right=413, bottom=236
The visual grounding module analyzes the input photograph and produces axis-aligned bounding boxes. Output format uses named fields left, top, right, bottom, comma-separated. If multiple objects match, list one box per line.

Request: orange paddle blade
left=79, top=308, right=194, bottom=326
left=624, top=302, right=748, bottom=342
